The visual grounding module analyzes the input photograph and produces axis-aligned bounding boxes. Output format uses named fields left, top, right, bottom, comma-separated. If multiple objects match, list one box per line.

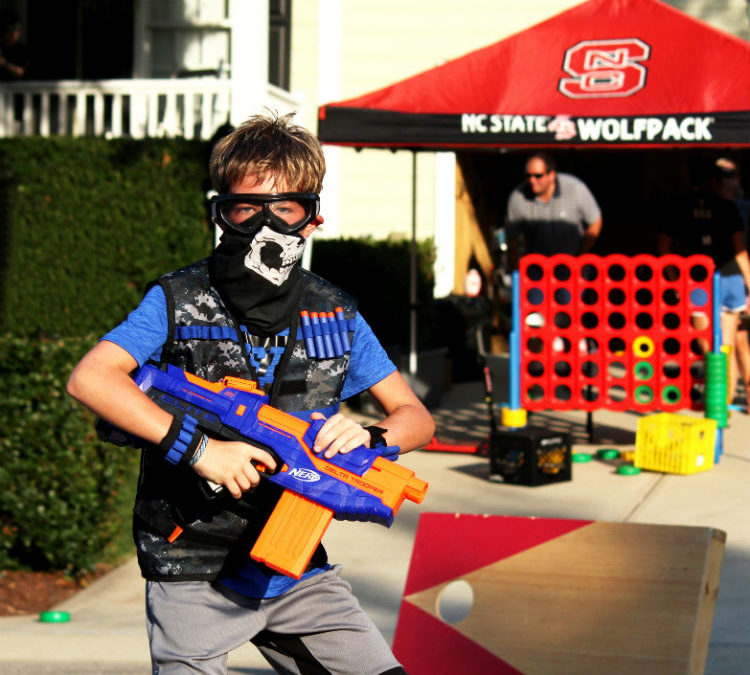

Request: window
left=269, top=0, right=291, bottom=89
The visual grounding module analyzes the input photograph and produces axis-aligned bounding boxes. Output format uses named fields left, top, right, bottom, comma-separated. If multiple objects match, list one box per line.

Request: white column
left=433, top=151, right=457, bottom=298
left=316, top=0, right=343, bottom=240
left=229, top=0, right=268, bottom=125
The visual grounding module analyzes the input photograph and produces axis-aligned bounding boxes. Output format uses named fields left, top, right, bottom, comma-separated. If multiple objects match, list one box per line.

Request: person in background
left=714, top=157, right=750, bottom=411
left=0, top=9, right=28, bottom=80
left=505, top=153, right=602, bottom=270
left=658, top=157, right=750, bottom=410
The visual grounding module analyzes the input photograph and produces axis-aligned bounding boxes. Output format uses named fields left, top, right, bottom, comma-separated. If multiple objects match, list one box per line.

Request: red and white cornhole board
left=393, top=513, right=724, bottom=674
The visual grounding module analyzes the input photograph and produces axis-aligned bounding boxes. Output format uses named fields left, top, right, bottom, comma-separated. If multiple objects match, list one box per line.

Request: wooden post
left=454, top=163, right=495, bottom=295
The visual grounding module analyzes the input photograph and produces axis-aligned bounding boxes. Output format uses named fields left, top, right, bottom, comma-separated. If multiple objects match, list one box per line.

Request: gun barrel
left=404, top=476, right=428, bottom=504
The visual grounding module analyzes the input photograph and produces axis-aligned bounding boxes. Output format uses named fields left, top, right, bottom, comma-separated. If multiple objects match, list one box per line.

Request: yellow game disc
left=632, top=336, right=655, bottom=358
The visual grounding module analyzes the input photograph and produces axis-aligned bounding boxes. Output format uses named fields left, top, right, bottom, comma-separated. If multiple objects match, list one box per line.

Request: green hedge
left=0, top=334, right=139, bottom=575
left=0, top=137, right=211, bottom=574
left=0, top=137, right=213, bottom=338
left=310, top=237, right=438, bottom=353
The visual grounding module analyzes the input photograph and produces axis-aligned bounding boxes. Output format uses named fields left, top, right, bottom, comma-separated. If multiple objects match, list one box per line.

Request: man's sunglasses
left=210, top=193, right=320, bottom=235
left=525, top=172, right=548, bottom=179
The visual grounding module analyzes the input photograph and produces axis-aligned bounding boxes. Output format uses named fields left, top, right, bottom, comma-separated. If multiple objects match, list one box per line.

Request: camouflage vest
left=133, top=259, right=356, bottom=581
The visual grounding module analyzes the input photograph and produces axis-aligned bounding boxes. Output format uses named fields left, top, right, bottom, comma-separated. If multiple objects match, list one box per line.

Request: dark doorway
left=25, top=0, right=133, bottom=80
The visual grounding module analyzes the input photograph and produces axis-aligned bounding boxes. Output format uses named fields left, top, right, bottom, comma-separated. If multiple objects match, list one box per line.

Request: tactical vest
left=132, top=259, right=357, bottom=581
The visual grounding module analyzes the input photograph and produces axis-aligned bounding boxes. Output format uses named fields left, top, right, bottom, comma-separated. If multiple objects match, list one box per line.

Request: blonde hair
left=209, top=112, right=326, bottom=193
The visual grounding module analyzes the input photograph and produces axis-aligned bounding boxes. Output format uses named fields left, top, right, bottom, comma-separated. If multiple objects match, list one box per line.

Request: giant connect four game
left=518, top=254, right=715, bottom=413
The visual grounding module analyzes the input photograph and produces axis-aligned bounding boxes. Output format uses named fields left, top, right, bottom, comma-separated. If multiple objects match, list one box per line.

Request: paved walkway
left=1, top=357, right=748, bottom=674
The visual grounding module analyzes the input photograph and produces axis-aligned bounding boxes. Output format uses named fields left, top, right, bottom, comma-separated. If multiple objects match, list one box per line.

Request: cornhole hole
left=393, top=513, right=724, bottom=675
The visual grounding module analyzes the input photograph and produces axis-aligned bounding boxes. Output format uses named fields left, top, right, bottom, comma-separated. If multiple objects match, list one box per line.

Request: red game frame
left=518, top=254, right=714, bottom=412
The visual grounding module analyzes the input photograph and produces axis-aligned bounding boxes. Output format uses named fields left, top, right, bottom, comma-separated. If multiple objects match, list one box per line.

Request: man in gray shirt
left=505, top=153, right=602, bottom=269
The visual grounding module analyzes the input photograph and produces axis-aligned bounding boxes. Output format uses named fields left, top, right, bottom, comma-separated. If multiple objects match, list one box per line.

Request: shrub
left=0, top=137, right=213, bottom=338
left=0, top=334, right=139, bottom=575
left=310, top=236, right=439, bottom=353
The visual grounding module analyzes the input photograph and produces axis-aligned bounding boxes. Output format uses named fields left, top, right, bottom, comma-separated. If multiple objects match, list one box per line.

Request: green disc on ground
left=596, top=448, right=620, bottom=460
left=572, top=452, right=592, bottom=463
left=39, top=610, right=70, bottom=623
left=617, top=465, right=641, bottom=476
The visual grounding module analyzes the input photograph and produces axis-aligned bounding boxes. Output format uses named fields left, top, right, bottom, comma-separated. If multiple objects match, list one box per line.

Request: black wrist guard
left=159, top=413, right=203, bottom=465
left=364, top=425, right=389, bottom=449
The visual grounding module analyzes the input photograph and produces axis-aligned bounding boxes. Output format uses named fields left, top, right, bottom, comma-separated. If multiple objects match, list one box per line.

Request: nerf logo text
left=288, top=468, right=321, bottom=483
left=559, top=38, right=650, bottom=98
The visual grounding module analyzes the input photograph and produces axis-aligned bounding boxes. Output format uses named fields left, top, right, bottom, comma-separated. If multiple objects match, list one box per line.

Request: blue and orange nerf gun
left=133, top=363, right=428, bottom=579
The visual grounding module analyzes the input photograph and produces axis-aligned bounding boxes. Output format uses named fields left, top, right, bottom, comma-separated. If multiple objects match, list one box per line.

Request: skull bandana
left=244, top=225, right=307, bottom=286
left=211, top=227, right=307, bottom=336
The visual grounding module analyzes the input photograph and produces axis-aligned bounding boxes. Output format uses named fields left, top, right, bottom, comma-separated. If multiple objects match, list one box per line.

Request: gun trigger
left=250, top=449, right=283, bottom=476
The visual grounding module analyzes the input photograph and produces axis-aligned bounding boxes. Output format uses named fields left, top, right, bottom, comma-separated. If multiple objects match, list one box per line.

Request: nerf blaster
left=133, top=363, right=428, bottom=579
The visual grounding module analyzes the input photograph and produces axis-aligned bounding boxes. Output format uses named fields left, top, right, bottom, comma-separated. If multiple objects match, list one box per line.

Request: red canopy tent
left=317, top=0, right=749, bottom=380
left=318, top=0, right=750, bottom=149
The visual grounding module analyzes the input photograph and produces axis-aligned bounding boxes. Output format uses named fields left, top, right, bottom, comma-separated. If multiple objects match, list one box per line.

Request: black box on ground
left=489, top=426, right=572, bottom=486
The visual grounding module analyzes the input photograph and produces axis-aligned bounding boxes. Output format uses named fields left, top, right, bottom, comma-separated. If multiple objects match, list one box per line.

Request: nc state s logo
left=559, top=38, right=650, bottom=98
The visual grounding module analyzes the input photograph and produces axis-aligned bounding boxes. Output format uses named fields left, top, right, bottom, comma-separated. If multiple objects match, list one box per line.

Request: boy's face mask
left=243, top=225, right=307, bottom=286
left=210, top=192, right=320, bottom=286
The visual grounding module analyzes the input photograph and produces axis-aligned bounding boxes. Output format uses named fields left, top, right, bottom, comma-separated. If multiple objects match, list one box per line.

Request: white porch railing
left=0, top=79, right=303, bottom=140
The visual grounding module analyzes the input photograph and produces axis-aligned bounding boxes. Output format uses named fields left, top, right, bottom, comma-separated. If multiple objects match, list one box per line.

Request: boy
left=67, top=112, right=434, bottom=674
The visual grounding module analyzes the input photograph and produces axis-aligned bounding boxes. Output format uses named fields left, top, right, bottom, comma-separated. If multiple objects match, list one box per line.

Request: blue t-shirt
left=101, top=284, right=396, bottom=597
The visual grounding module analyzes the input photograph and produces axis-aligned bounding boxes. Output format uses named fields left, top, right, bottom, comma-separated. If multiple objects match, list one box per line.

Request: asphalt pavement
left=0, top=355, right=748, bottom=674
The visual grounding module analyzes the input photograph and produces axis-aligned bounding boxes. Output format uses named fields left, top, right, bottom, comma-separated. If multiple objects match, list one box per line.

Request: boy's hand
left=310, top=412, right=370, bottom=459
left=191, top=438, right=277, bottom=499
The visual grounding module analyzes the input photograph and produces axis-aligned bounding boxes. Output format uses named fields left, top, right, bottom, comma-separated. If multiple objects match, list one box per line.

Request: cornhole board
left=393, top=513, right=725, bottom=675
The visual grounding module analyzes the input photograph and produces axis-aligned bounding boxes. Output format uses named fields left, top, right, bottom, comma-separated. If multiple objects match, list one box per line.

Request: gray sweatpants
left=146, top=565, right=404, bottom=675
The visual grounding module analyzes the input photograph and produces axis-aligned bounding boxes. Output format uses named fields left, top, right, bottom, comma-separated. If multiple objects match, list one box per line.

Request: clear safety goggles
left=210, top=192, right=320, bottom=235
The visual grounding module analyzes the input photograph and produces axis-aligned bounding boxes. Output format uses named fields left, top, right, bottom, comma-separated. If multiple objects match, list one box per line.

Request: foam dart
left=572, top=452, right=592, bottom=463
left=309, top=312, right=326, bottom=358
left=617, top=465, right=641, bottom=476
left=334, top=307, right=352, bottom=352
left=299, top=311, right=317, bottom=358
left=318, top=312, right=335, bottom=358
left=327, top=311, right=344, bottom=356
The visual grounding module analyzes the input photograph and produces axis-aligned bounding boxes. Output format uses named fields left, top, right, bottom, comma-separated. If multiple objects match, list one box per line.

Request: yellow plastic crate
left=634, top=413, right=717, bottom=475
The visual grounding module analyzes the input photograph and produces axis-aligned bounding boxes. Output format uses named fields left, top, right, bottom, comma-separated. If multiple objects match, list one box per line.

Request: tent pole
left=409, top=150, right=418, bottom=376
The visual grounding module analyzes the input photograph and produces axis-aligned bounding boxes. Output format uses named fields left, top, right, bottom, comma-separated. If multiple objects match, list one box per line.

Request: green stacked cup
left=704, top=352, right=728, bottom=428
